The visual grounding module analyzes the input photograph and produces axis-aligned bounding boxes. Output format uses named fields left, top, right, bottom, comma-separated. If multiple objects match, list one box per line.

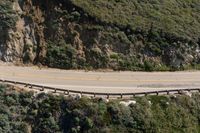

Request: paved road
left=0, top=65, right=200, bottom=93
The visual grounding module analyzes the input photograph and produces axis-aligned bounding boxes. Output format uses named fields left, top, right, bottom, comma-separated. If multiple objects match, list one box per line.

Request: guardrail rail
left=0, top=79, right=199, bottom=99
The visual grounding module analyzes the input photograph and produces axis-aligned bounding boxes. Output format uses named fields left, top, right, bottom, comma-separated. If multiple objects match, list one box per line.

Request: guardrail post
left=178, top=90, right=182, bottom=94
left=25, top=84, right=28, bottom=87
left=133, top=94, right=135, bottom=97
left=54, top=88, right=57, bottom=93
left=166, top=90, right=170, bottom=95
left=120, top=93, right=123, bottom=99
left=40, top=86, right=44, bottom=91
left=107, top=94, right=109, bottom=99
left=93, top=93, right=96, bottom=98
left=81, top=92, right=83, bottom=97
left=156, top=91, right=159, bottom=95
left=29, top=85, right=33, bottom=88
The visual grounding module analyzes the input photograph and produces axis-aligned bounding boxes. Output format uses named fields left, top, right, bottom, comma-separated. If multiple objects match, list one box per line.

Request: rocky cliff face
left=0, top=0, right=46, bottom=64
left=0, top=0, right=200, bottom=71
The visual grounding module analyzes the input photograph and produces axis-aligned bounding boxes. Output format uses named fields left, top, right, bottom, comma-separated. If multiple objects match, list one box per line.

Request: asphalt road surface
left=0, top=65, right=200, bottom=93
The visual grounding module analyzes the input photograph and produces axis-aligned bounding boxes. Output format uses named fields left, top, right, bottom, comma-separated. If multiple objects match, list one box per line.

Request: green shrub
left=46, top=41, right=77, bottom=69
left=0, top=0, right=18, bottom=29
left=0, top=85, right=200, bottom=132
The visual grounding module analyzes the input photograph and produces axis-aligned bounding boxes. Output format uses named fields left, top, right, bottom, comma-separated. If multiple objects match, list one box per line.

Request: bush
left=0, top=0, right=18, bottom=29
left=1, top=84, right=200, bottom=132
left=46, top=41, right=77, bottom=69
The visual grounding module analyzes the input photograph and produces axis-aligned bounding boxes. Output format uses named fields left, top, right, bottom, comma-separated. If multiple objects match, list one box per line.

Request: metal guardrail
left=0, top=79, right=200, bottom=99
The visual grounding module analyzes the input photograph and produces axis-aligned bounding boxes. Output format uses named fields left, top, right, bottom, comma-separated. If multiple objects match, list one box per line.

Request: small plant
left=0, top=0, right=18, bottom=29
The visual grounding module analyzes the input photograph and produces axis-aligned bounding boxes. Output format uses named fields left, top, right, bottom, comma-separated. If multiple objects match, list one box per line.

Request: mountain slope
left=0, top=0, right=200, bottom=71
left=72, top=0, right=200, bottom=40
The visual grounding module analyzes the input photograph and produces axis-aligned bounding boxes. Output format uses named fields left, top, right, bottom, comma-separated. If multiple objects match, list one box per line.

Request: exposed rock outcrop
left=0, top=0, right=200, bottom=71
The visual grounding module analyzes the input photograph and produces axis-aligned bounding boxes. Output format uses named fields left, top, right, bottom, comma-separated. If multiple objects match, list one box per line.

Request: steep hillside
left=72, top=0, right=200, bottom=39
left=1, top=0, right=200, bottom=71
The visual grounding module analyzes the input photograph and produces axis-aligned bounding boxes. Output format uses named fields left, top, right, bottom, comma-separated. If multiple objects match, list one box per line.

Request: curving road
left=0, top=65, right=200, bottom=93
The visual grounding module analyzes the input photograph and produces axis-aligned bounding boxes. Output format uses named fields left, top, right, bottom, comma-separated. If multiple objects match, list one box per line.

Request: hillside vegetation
left=0, top=85, right=200, bottom=133
left=72, top=0, right=200, bottom=39
left=0, top=0, right=200, bottom=71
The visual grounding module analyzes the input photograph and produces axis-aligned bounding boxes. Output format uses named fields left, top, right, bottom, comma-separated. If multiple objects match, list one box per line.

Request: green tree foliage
left=0, top=0, right=17, bottom=30
left=46, top=41, right=78, bottom=69
left=0, top=85, right=200, bottom=132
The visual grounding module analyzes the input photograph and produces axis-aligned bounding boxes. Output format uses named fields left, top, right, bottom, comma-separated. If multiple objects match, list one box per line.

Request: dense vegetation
left=37, top=0, right=200, bottom=71
left=1, top=85, right=200, bottom=133
left=1, top=0, right=200, bottom=71
left=0, top=0, right=17, bottom=29
left=72, top=0, right=200, bottom=40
